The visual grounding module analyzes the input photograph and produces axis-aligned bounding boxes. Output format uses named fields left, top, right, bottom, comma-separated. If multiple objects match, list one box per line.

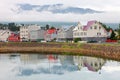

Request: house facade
left=8, top=33, right=20, bottom=42
left=0, top=29, right=11, bottom=42
left=30, top=29, right=45, bottom=42
left=20, top=24, right=40, bottom=41
left=73, top=21, right=108, bottom=42
left=44, top=29, right=57, bottom=41
left=57, top=26, right=75, bottom=42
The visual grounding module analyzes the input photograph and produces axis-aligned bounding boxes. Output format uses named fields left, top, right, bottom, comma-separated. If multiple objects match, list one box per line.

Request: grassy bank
left=0, top=42, right=120, bottom=61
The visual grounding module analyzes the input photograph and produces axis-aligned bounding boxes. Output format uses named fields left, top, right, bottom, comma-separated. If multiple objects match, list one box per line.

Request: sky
left=0, top=0, right=120, bottom=23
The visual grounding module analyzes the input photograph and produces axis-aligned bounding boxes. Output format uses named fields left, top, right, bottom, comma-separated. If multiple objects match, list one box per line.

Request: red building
left=8, top=33, right=20, bottom=42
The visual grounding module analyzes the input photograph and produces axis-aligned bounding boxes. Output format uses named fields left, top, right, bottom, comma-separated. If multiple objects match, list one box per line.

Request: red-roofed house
left=44, top=29, right=57, bottom=41
left=8, top=33, right=20, bottom=42
left=73, top=20, right=108, bottom=42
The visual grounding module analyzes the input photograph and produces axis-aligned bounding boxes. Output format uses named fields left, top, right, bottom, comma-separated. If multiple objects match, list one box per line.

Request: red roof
left=47, top=29, right=56, bottom=34
left=8, top=33, right=20, bottom=42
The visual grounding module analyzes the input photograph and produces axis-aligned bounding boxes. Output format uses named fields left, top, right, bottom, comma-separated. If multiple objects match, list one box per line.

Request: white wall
left=0, top=30, right=11, bottom=42
left=73, top=22, right=107, bottom=38
left=30, top=29, right=45, bottom=41
left=20, top=24, right=40, bottom=41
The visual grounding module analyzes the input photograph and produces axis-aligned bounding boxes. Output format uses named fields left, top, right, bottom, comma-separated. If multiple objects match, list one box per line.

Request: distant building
left=44, top=29, right=57, bottom=41
left=20, top=24, right=40, bottom=41
left=57, top=26, right=75, bottom=42
left=30, top=29, right=45, bottom=42
left=0, top=29, right=11, bottom=42
left=73, top=21, right=108, bottom=42
left=8, top=33, right=20, bottom=42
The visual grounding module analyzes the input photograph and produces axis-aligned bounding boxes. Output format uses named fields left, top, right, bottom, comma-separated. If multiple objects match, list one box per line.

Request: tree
left=74, top=38, right=81, bottom=43
left=45, top=24, right=50, bottom=30
left=100, top=22, right=117, bottom=40
left=8, top=23, right=19, bottom=31
left=50, top=26, right=56, bottom=29
left=110, top=29, right=116, bottom=40
left=117, top=24, right=120, bottom=39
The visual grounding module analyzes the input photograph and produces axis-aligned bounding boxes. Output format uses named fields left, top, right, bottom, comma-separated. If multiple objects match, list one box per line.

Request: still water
left=0, top=53, right=120, bottom=80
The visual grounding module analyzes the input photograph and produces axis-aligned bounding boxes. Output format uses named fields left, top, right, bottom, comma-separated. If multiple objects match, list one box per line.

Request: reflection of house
left=20, top=54, right=58, bottom=64
left=44, top=29, right=57, bottom=41
left=57, top=26, right=75, bottom=42
left=59, top=55, right=78, bottom=71
left=8, top=33, right=20, bottom=42
left=73, top=21, right=108, bottom=42
left=20, top=24, right=40, bottom=41
left=30, top=29, right=45, bottom=42
left=20, top=54, right=47, bottom=64
left=0, top=30, right=11, bottom=42
left=74, top=56, right=84, bottom=70
left=83, top=57, right=106, bottom=72
left=74, top=56, right=106, bottom=72
left=59, top=55, right=75, bottom=65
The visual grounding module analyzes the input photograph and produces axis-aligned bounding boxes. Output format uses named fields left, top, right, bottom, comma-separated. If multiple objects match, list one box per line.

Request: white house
left=30, top=29, right=45, bottom=42
left=20, top=24, right=40, bottom=41
left=0, top=29, right=11, bottom=42
left=57, top=26, right=75, bottom=42
left=73, top=20, right=108, bottom=42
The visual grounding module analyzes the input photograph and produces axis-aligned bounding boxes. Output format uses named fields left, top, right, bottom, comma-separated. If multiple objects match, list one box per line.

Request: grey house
left=57, top=26, right=75, bottom=42
left=30, top=29, right=45, bottom=42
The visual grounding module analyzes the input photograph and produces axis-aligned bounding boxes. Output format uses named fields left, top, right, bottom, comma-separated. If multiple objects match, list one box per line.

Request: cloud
left=0, top=0, right=120, bottom=23
left=15, top=4, right=102, bottom=14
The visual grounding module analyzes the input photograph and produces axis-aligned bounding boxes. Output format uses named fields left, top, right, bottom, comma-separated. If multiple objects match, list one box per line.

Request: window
left=84, top=32, right=87, bottom=35
left=99, top=26, right=101, bottom=30
left=95, top=63, right=98, bottom=67
left=90, top=26, right=92, bottom=29
left=91, top=63, right=93, bottom=66
left=81, top=32, right=83, bottom=36
left=97, top=32, right=101, bottom=36
left=94, top=26, right=97, bottom=29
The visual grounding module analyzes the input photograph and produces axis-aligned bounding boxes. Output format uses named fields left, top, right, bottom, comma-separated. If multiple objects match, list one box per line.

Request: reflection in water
left=74, top=56, right=106, bottom=72
left=0, top=54, right=120, bottom=80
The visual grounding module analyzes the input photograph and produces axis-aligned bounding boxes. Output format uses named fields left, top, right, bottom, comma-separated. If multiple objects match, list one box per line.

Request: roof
left=83, top=20, right=96, bottom=30
left=47, top=29, right=56, bottom=34
left=84, top=62, right=96, bottom=72
left=73, top=22, right=83, bottom=31
left=62, top=26, right=70, bottom=31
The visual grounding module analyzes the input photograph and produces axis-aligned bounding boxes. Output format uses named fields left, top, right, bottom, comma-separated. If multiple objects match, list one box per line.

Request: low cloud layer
left=16, top=4, right=102, bottom=14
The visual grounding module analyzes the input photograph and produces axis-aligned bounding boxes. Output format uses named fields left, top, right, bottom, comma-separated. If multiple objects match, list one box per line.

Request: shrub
left=74, top=38, right=81, bottom=43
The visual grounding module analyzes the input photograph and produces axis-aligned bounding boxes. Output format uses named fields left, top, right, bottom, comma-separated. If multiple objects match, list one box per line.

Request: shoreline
left=0, top=42, right=120, bottom=61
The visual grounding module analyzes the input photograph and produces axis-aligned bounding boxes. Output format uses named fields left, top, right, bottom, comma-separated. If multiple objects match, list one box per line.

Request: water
left=0, top=53, right=120, bottom=80
left=2, top=21, right=119, bottom=29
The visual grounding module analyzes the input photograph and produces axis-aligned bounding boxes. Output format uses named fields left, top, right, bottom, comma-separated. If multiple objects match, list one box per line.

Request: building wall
left=57, top=30, right=66, bottom=39
left=0, top=30, right=11, bottom=42
left=20, top=25, right=40, bottom=41
left=57, top=26, right=74, bottom=41
left=30, top=29, right=45, bottom=41
left=20, top=26, right=29, bottom=41
left=66, top=26, right=74, bottom=39
left=45, top=33, right=57, bottom=41
left=73, top=22, right=85, bottom=38
left=73, top=21, right=108, bottom=42
left=86, top=22, right=107, bottom=37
